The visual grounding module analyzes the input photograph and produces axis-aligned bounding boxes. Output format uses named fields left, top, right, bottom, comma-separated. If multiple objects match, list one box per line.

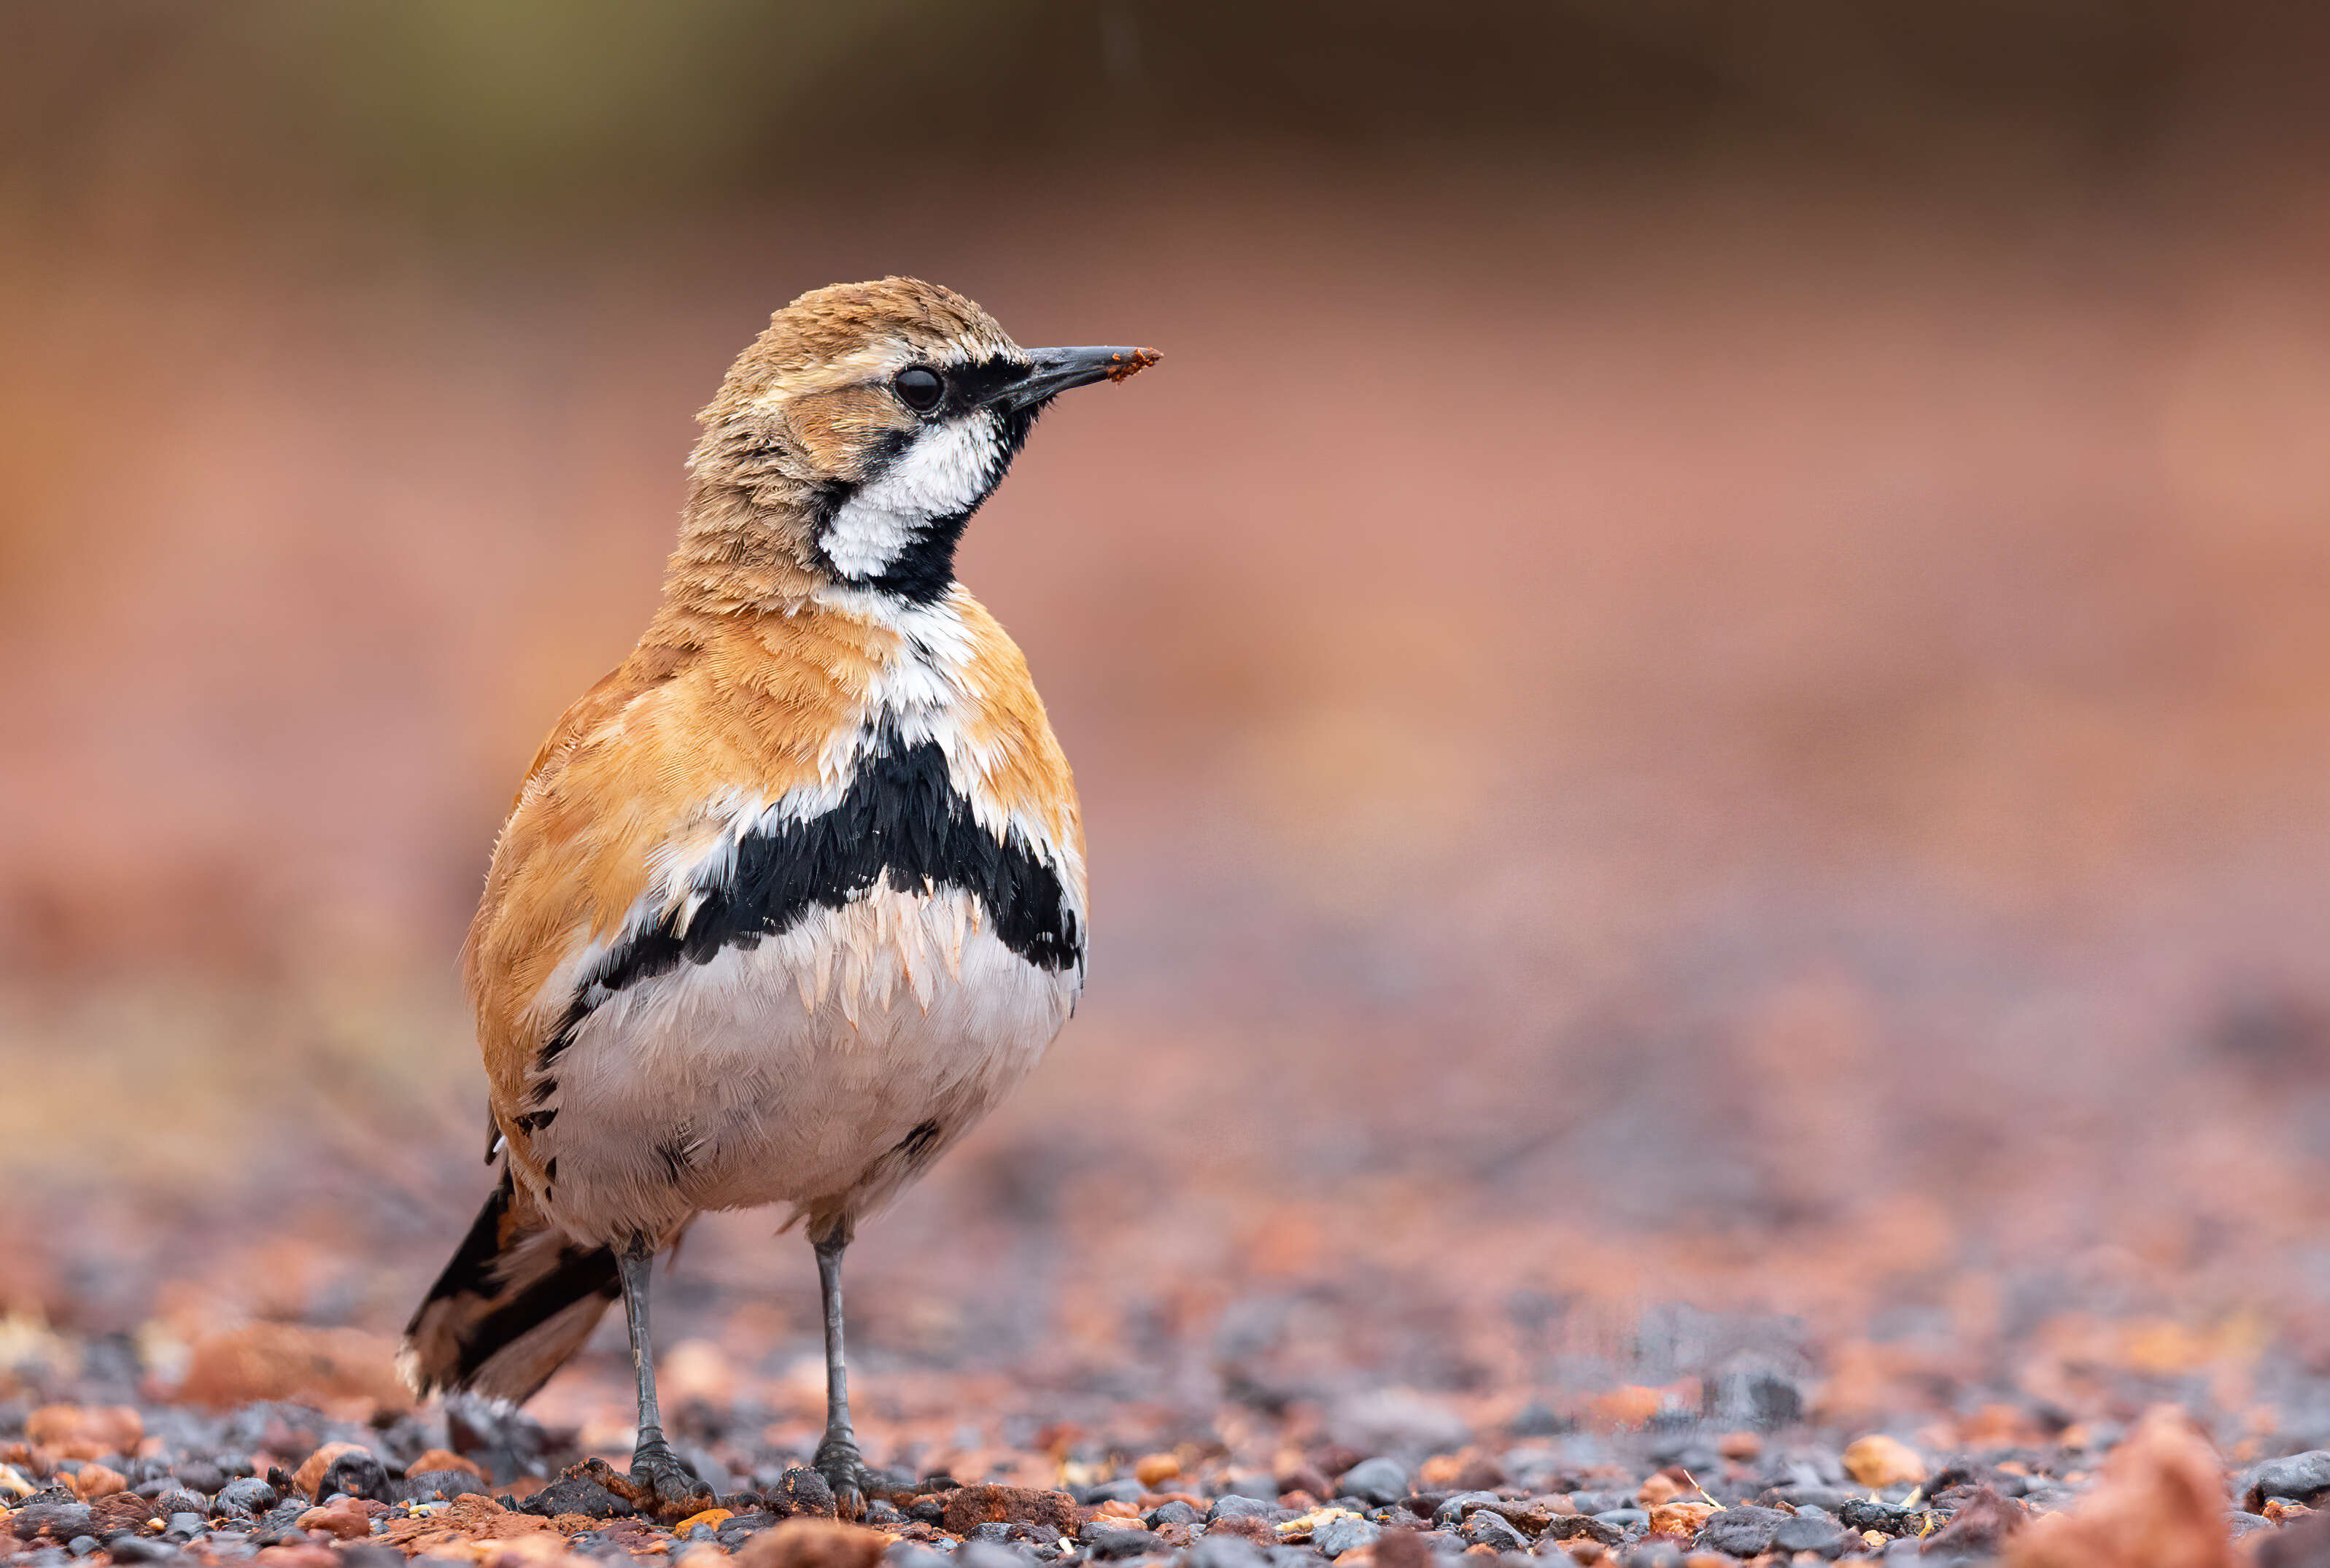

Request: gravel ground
left=5, top=1373, right=2329, bottom=1568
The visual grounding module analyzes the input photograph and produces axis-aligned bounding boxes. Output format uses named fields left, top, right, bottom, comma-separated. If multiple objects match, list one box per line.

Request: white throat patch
left=822, top=416, right=1002, bottom=580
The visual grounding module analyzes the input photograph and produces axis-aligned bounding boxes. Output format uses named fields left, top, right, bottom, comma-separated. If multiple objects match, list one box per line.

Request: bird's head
left=678, top=276, right=1158, bottom=611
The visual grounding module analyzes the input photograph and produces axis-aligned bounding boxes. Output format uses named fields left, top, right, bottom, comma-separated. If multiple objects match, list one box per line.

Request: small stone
left=1313, top=1516, right=1379, bottom=1559
left=1636, top=1475, right=1684, bottom=1508
left=407, top=1451, right=486, bottom=1483
left=1840, top=1437, right=1925, bottom=1491
left=1221, top=1475, right=1279, bottom=1503
left=1147, top=1501, right=1202, bottom=1528
left=1081, top=1526, right=1156, bottom=1561
left=1279, top=1467, right=1334, bottom=1504
left=14, top=1504, right=98, bottom=1542
left=1540, top=1516, right=1622, bottom=1546
left=768, top=1467, right=838, bottom=1519
left=955, top=1541, right=1032, bottom=1568
left=2242, top=1451, right=2330, bottom=1514
left=1190, top=1536, right=1268, bottom=1568
left=940, top=1486, right=1080, bottom=1537
left=216, top=1478, right=280, bottom=1518
left=295, top=1499, right=378, bottom=1542
left=290, top=1446, right=370, bottom=1502
left=886, top=1546, right=953, bottom=1568
left=174, top=1461, right=228, bottom=1497
left=1336, top=1462, right=1409, bottom=1509
left=163, top=1513, right=206, bottom=1540
left=1459, top=1513, right=1524, bottom=1552
left=1917, top=1485, right=2024, bottom=1559
left=1768, top=1485, right=1860, bottom=1513
left=1835, top=1499, right=1911, bottom=1536
left=1695, top=1504, right=1788, bottom=1558
left=521, top=1473, right=634, bottom=1519
left=1428, top=1492, right=1500, bottom=1530
left=1371, top=1534, right=1430, bottom=1568
left=1450, top=1457, right=1505, bottom=1494
left=26, top=1407, right=144, bottom=1462
left=1644, top=1502, right=1711, bottom=1538
left=65, top=1465, right=128, bottom=1502
left=1770, top=1512, right=1849, bottom=1559
left=151, top=1490, right=207, bottom=1520
left=402, top=1469, right=491, bottom=1503
left=2256, top=1512, right=2330, bottom=1562
left=1134, top=1454, right=1181, bottom=1490
left=66, top=1536, right=101, bottom=1558
left=732, top=1518, right=889, bottom=1568
left=1717, top=1432, right=1762, bottom=1463
left=1211, top=1497, right=1281, bottom=1524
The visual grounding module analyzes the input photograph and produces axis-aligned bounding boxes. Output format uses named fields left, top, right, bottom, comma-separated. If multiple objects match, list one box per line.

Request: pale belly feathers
left=526, top=884, right=1076, bottom=1244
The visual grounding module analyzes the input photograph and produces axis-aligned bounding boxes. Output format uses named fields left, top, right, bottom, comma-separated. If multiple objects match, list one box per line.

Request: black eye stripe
left=945, top=355, right=1030, bottom=408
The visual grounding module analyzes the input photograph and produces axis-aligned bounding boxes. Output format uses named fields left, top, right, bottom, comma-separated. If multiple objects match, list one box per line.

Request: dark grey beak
left=988, top=345, right=1161, bottom=412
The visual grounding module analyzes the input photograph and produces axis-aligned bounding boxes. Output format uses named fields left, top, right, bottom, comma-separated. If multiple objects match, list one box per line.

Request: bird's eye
left=894, top=366, right=945, bottom=413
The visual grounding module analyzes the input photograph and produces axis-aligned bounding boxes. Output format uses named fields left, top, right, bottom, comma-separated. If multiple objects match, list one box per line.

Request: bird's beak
left=988, top=346, right=1161, bottom=412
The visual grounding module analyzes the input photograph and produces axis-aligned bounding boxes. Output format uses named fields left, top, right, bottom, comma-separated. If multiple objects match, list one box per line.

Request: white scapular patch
left=821, top=415, right=1002, bottom=579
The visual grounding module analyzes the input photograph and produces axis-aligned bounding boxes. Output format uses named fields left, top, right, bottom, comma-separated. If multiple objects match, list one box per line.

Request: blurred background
left=8, top=0, right=2330, bottom=1462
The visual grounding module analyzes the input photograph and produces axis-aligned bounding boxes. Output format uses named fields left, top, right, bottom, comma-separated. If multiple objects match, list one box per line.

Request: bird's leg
left=812, top=1219, right=875, bottom=1516
left=617, top=1237, right=706, bottom=1513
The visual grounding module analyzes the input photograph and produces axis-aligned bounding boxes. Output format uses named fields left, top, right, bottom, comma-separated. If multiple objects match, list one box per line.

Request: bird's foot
left=813, top=1434, right=875, bottom=1520
left=589, top=1433, right=711, bottom=1519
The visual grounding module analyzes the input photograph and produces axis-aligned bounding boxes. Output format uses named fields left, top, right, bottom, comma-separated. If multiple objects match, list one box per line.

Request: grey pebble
left=175, top=1460, right=228, bottom=1496
left=1147, top=1500, right=1203, bottom=1528
left=1591, top=1508, right=1647, bottom=1534
left=1313, top=1516, right=1380, bottom=1558
left=214, top=1478, right=278, bottom=1517
left=1768, top=1485, right=1859, bottom=1512
left=1428, top=1491, right=1500, bottom=1530
left=111, top=1542, right=179, bottom=1566
left=1459, top=1513, right=1525, bottom=1552
left=958, top=1540, right=1037, bottom=1568
left=1696, top=1503, right=1789, bottom=1557
left=1209, top=1497, right=1280, bottom=1524
left=1336, top=1459, right=1408, bottom=1508
left=2242, top=1450, right=2330, bottom=1511
left=1771, top=1512, right=1849, bottom=1558
left=1081, top=1526, right=1158, bottom=1560
left=17, top=1504, right=96, bottom=1542
left=1188, top=1536, right=1267, bottom=1568
left=339, top=1547, right=405, bottom=1568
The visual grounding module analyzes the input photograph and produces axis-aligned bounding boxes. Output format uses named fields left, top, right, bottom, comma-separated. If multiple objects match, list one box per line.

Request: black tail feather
left=401, top=1171, right=620, bottom=1405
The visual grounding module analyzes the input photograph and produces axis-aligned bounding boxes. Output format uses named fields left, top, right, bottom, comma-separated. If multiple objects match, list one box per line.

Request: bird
left=399, top=277, right=1158, bottom=1513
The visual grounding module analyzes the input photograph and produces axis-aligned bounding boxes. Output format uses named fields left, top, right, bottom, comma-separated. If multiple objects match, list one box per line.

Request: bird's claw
left=814, top=1435, right=874, bottom=1520
left=635, top=1437, right=711, bottom=1515
left=586, top=1439, right=711, bottom=1520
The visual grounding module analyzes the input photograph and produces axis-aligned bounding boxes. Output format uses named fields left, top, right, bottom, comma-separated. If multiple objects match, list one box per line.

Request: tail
left=400, top=1169, right=621, bottom=1405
